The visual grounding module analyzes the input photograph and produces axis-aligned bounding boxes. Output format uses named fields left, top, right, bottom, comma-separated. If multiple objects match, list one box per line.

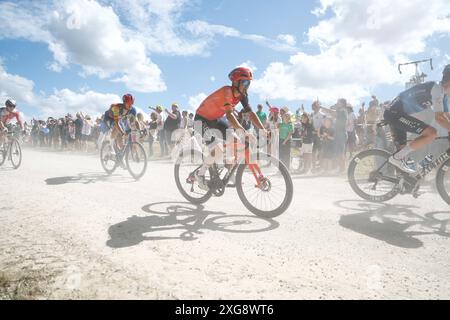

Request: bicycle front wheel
left=236, top=153, right=293, bottom=218
left=436, top=157, right=450, bottom=205
left=348, top=149, right=399, bottom=202
left=100, top=141, right=118, bottom=175
left=174, top=150, right=212, bottom=204
left=9, top=139, right=22, bottom=169
left=125, top=142, right=147, bottom=180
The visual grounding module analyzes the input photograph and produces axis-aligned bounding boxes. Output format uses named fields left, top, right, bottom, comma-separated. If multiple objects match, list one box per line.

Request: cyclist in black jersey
left=383, top=65, right=450, bottom=173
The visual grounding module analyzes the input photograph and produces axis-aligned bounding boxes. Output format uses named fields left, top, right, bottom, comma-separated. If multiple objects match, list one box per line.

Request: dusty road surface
left=1, top=148, right=449, bottom=299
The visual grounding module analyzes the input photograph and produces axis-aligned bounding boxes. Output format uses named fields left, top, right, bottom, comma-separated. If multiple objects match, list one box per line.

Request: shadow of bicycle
left=336, top=200, right=450, bottom=249
left=106, top=202, right=280, bottom=248
left=45, top=172, right=136, bottom=185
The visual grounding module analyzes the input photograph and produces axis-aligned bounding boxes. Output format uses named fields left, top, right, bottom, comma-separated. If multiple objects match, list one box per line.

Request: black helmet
left=5, top=99, right=16, bottom=108
left=443, top=64, right=450, bottom=83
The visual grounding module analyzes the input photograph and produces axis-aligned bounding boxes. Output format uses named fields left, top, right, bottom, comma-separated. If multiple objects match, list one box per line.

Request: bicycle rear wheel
left=0, top=141, right=6, bottom=166
left=348, top=149, right=399, bottom=202
left=436, top=157, right=450, bottom=205
left=174, top=150, right=213, bottom=204
left=100, top=141, right=118, bottom=175
left=125, top=142, right=147, bottom=180
left=9, top=139, right=22, bottom=169
left=235, top=153, right=293, bottom=218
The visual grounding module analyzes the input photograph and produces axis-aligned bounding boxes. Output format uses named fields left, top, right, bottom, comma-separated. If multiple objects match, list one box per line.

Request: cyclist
left=194, top=67, right=267, bottom=190
left=0, top=99, right=25, bottom=140
left=384, top=64, right=450, bottom=173
left=102, top=94, right=138, bottom=163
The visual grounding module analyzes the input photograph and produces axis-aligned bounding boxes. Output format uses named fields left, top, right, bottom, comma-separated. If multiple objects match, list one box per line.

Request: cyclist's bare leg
left=394, top=127, right=437, bottom=160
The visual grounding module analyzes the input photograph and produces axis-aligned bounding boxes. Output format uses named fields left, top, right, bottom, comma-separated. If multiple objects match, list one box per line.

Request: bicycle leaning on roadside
left=174, top=133, right=294, bottom=218
left=347, top=122, right=450, bottom=204
left=100, top=130, right=147, bottom=180
left=0, top=128, right=23, bottom=169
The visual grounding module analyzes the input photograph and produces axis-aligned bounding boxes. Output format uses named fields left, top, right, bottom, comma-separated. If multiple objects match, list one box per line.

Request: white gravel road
left=1, top=148, right=449, bottom=299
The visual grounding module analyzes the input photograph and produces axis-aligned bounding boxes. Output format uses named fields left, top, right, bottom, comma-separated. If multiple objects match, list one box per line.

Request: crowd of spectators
left=22, top=97, right=391, bottom=175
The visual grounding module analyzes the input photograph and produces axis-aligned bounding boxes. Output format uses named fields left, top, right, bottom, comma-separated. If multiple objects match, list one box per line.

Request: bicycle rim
left=236, top=153, right=293, bottom=218
left=126, top=142, right=147, bottom=180
left=100, top=142, right=117, bottom=175
left=174, top=150, right=212, bottom=204
left=0, top=143, right=6, bottom=166
left=348, top=149, right=399, bottom=202
left=10, top=139, right=22, bottom=169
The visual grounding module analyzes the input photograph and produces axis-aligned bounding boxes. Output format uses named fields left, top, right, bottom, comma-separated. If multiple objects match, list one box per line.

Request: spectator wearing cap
left=164, top=103, right=181, bottom=153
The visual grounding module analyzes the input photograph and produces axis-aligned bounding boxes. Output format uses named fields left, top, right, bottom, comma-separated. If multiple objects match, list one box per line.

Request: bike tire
left=125, top=142, right=148, bottom=180
left=235, top=153, right=293, bottom=218
left=100, top=141, right=117, bottom=175
left=0, top=143, right=6, bottom=166
left=174, top=150, right=213, bottom=204
left=436, top=158, right=450, bottom=205
left=10, top=139, right=22, bottom=169
left=348, top=148, right=399, bottom=202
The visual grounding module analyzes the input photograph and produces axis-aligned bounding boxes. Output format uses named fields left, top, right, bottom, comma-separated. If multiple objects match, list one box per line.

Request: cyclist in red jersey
left=0, top=99, right=25, bottom=136
left=194, top=67, right=267, bottom=190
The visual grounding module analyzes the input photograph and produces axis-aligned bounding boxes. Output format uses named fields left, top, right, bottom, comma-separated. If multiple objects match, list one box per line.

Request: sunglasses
left=7, top=105, right=15, bottom=109
left=241, top=80, right=251, bottom=88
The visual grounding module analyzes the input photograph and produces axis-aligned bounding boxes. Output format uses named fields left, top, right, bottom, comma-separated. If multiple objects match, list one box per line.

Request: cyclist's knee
left=423, top=126, right=437, bottom=139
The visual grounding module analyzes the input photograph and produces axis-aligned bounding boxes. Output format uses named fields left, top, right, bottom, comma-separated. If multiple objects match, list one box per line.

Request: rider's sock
left=393, top=144, right=413, bottom=160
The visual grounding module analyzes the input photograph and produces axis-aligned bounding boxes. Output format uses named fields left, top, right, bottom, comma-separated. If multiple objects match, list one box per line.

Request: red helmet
left=228, top=67, right=253, bottom=82
left=122, top=93, right=135, bottom=107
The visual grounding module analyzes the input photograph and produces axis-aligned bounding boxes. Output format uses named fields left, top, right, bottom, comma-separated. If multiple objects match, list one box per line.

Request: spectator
left=164, top=103, right=181, bottom=150
left=311, top=101, right=326, bottom=172
left=153, top=105, right=167, bottom=157
left=80, top=113, right=94, bottom=152
left=346, top=105, right=357, bottom=157
left=299, top=113, right=314, bottom=174
left=148, top=112, right=158, bottom=158
left=74, top=112, right=83, bottom=150
left=319, top=117, right=335, bottom=173
left=256, top=104, right=267, bottom=128
left=278, top=111, right=294, bottom=170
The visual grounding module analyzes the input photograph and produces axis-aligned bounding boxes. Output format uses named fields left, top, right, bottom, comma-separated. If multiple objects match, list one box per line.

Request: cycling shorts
left=383, top=108, right=430, bottom=146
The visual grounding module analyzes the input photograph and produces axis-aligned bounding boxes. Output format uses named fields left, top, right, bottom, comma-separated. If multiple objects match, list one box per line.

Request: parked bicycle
left=174, top=135, right=293, bottom=218
left=100, top=131, right=147, bottom=180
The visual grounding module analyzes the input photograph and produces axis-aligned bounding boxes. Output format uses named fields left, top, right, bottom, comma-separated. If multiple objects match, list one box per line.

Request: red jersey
left=196, top=86, right=250, bottom=120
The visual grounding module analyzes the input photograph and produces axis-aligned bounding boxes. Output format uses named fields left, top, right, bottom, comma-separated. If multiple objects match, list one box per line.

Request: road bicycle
left=100, top=131, right=147, bottom=180
left=0, top=130, right=22, bottom=169
left=348, top=132, right=450, bottom=204
left=174, top=134, right=293, bottom=218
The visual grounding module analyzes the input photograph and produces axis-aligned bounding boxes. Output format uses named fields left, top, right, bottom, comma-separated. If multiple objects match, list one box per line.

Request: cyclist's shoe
left=388, top=155, right=416, bottom=174
left=195, top=171, right=209, bottom=191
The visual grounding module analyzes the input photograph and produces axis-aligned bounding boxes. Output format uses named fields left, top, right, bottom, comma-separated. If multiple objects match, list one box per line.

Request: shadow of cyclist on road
left=45, top=172, right=135, bottom=185
left=106, top=202, right=280, bottom=248
left=336, top=200, right=450, bottom=249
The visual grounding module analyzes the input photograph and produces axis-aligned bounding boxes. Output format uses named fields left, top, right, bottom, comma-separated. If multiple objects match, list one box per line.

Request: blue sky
left=0, top=0, right=449, bottom=120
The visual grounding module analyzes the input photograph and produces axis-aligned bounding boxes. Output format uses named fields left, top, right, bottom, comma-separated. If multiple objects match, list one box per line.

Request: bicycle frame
left=371, top=138, right=450, bottom=185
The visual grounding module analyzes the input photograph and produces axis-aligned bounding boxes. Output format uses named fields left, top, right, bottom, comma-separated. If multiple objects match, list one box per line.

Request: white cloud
left=39, top=89, right=121, bottom=118
left=277, top=34, right=297, bottom=47
left=188, top=93, right=207, bottom=110
left=210, top=76, right=216, bottom=82
left=255, top=0, right=450, bottom=104
left=0, top=60, right=35, bottom=104
left=238, top=61, right=258, bottom=72
left=184, top=20, right=299, bottom=53
left=0, top=0, right=166, bottom=93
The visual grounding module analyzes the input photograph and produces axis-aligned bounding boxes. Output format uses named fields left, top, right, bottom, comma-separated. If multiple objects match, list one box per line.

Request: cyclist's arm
left=225, top=110, right=245, bottom=131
